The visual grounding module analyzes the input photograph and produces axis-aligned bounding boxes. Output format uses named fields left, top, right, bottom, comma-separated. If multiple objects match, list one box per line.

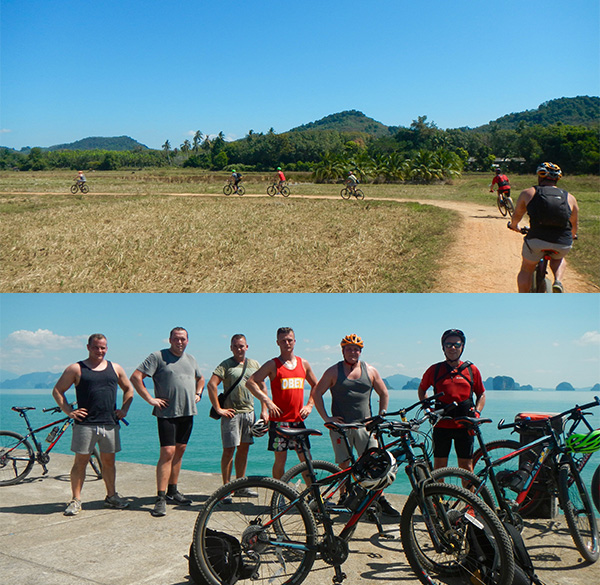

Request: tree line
left=1, top=117, right=597, bottom=183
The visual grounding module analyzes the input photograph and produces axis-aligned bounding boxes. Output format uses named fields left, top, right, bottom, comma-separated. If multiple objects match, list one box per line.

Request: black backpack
left=529, top=186, right=571, bottom=228
left=188, top=528, right=257, bottom=585
left=433, top=361, right=476, bottom=417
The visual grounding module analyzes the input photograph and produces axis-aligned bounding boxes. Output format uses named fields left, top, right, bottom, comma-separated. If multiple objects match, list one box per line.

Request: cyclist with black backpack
left=417, top=329, right=486, bottom=473
left=509, top=162, right=578, bottom=293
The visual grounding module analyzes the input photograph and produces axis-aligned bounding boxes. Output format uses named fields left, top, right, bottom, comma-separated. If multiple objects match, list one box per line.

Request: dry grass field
left=1, top=170, right=597, bottom=292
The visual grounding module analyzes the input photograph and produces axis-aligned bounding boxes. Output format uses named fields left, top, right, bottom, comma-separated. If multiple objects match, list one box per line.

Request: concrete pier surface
left=0, top=453, right=598, bottom=585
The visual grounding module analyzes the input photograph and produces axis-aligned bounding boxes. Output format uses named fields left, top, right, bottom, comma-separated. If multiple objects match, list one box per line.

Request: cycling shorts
left=157, top=416, right=194, bottom=447
left=432, top=427, right=474, bottom=459
left=523, top=238, right=572, bottom=262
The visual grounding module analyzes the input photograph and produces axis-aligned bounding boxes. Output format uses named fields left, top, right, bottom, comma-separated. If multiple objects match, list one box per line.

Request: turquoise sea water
left=1, top=389, right=598, bottom=497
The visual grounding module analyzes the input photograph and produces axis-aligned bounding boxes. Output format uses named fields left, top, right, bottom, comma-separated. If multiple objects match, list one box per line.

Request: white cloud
left=576, top=331, right=600, bottom=346
left=0, top=129, right=12, bottom=134
left=6, top=329, right=85, bottom=350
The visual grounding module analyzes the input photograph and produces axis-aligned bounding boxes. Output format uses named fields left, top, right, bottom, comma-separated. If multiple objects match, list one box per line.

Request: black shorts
left=157, top=416, right=194, bottom=447
left=432, top=426, right=474, bottom=459
left=268, top=421, right=309, bottom=452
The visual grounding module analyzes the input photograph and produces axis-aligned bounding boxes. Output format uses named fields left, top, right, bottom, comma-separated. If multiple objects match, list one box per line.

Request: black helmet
left=441, top=329, right=466, bottom=346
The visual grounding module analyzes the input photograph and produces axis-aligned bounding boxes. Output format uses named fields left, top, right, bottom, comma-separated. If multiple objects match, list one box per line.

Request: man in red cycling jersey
left=276, top=166, right=286, bottom=190
left=418, top=329, right=486, bottom=473
left=509, top=162, right=578, bottom=293
left=490, top=167, right=512, bottom=206
left=246, top=327, right=317, bottom=479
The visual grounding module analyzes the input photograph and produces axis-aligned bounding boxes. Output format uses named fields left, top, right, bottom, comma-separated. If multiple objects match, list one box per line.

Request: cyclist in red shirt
left=418, top=329, right=486, bottom=473
left=246, top=327, right=317, bottom=479
left=490, top=167, right=512, bottom=206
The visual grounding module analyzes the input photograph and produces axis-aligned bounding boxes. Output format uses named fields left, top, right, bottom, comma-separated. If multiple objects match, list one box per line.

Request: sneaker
left=233, top=488, right=258, bottom=498
left=151, top=496, right=167, bottom=517
left=552, top=280, right=564, bottom=293
left=64, top=498, right=82, bottom=516
left=166, top=490, right=192, bottom=505
left=104, top=493, right=129, bottom=509
left=378, top=495, right=400, bottom=518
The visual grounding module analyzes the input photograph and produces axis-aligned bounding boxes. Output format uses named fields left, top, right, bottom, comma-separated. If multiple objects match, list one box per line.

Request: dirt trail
left=9, top=191, right=598, bottom=293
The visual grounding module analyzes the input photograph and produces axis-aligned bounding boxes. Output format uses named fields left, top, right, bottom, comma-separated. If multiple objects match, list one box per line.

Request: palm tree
left=181, top=139, right=191, bottom=155
left=192, top=131, right=203, bottom=153
left=162, top=140, right=172, bottom=164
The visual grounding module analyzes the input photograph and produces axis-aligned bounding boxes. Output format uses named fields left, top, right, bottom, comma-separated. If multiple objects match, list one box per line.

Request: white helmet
left=351, top=448, right=397, bottom=491
left=251, top=418, right=269, bottom=437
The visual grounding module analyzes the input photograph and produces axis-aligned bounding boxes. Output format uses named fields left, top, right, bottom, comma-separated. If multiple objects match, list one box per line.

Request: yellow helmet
left=341, top=334, right=364, bottom=348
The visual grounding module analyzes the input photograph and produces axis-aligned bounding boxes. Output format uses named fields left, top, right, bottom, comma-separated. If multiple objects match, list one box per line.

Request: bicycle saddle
left=324, top=421, right=364, bottom=432
left=12, top=406, right=35, bottom=412
left=454, top=416, right=492, bottom=427
left=274, top=427, right=322, bottom=439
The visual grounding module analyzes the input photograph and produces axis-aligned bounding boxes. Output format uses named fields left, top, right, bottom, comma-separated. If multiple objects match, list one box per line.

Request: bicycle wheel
left=281, top=186, right=290, bottom=197
left=89, top=448, right=103, bottom=479
left=192, top=476, right=318, bottom=585
left=70, top=184, right=78, bottom=194
left=430, top=466, right=495, bottom=509
left=0, top=431, right=36, bottom=486
left=237, top=185, right=245, bottom=196
left=557, top=461, right=599, bottom=563
left=505, top=197, right=514, bottom=217
left=80, top=184, right=89, bottom=194
left=340, top=188, right=350, bottom=200
left=223, top=184, right=233, bottom=196
left=267, top=185, right=276, bottom=197
left=531, top=261, right=549, bottom=293
left=473, top=439, right=545, bottom=516
left=401, top=483, right=515, bottom=585
left=592, top=464, right=600, bottom=514
left=497, top=198, right=508, bottom=217
left=355, top=189, right=364, bottom=200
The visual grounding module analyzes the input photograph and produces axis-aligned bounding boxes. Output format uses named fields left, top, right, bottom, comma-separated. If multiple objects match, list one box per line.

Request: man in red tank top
left=246, top=327, right=317, bottom=478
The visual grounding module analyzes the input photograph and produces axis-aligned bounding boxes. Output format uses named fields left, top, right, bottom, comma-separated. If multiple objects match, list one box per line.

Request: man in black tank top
left=52, top=334, right=134, bottom=516
left=509, top=162, right=579, bottom=293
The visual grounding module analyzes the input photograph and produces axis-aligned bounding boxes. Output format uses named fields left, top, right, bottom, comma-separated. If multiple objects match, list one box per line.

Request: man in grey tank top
left=312, top=334, right=398, bottom=516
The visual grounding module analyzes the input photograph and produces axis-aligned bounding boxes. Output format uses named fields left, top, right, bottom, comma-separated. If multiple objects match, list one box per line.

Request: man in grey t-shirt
left=131, top=327, right=204, bottom=517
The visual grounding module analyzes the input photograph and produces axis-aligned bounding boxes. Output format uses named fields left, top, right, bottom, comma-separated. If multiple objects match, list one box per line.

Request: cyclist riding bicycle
left=490, top=167, right=512, bottom=206
left=276, top=166, right=286, bottom=191
left=231, top=170, right=242, bottom=192
left=76, top=170, right=86, bottom=186
left=346, top=170, right=359, bottom=195
left=508, top=162, right=579, bottom=293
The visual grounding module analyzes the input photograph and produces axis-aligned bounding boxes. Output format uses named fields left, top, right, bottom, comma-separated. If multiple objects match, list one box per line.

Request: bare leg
left=273, top=451, right=288, bottom=479
left=517, top=258, right=538, bottom=293
left=221, top=446, right=235, bottom=484
left=70, top=453, right=91, bottom=499
left=100, top=452, right=117, bottom=496
left=234, top=443, right=251, bottom=479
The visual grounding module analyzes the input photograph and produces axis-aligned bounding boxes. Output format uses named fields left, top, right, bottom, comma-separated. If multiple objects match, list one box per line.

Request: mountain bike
left=267, top=183, right=290, bottom=197
left=191, top=399, right=515, bottom=585
left=432, top=396, right=600, bottom=563
left=497, top=193, right=514, bottom=218
left=340, top=186, right=364, bottom=200
left=0, top=404, right=103, bottom=486
left=70, top=182, right=89, bottom=194
left=223, top=182, right=245, bottom=196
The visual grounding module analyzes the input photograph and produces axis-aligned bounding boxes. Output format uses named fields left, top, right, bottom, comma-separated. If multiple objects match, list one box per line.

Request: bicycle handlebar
left=384, top=392, right=445, bottom=418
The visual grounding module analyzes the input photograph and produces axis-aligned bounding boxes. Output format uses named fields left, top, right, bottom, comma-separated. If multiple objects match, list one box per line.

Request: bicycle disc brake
left=319, top=535, right=349, bottom=565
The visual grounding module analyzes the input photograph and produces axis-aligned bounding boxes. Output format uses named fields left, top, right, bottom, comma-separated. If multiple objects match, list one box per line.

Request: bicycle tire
left=267, top=185, right=276, bottom=197
left=223, top=184, right=233, bottom=196
left=0, top=431, right=36, bottom=486
left=497, top=198, right=508, bottom=217
left=355, top=189, right=364, bottom=200
left=281, top=186, right=290, bottom=197
left=70, top=184, right=79, bottom=194
left=80, top=184, right=89, bottom=194
left=401, top=482, right=515, bottom=585
left=237, top=185, right=245, bottom=196
left=592, top=464, right=600, bottom=514
left=340, top=188, right=350, bottom=200
left=192, top=476, right=318, bottom=585
left=430, top=466, right=495, bottom=509
left=89, top=448, right=103, bottom=479
left=531, top=261, right=549, bottom=293
left=473, top=439, right=546, bottom=517
left=557, top=461, right=599, bottom=563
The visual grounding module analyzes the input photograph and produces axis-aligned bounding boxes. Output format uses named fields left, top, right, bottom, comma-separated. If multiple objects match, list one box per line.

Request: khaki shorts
left=329, top=426, right=376, bottom=465
left=71, top=423, right=121, bottom=454
left=221, top=412, right=255, bottom=449
left=523, top=238, right=571, bottom=262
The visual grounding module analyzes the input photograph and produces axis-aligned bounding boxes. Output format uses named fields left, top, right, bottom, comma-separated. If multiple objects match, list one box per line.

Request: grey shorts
left=523, top=238, right=571, bottom=262
left=329, top=426, right=376, bottom=465
left=221, top=412, right=255, bottom=449
left=71, top=423, right=121, bottom=454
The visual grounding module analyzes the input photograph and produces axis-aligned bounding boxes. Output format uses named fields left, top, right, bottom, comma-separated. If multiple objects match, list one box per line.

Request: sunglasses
left=444, top=342, right=463, bottom=349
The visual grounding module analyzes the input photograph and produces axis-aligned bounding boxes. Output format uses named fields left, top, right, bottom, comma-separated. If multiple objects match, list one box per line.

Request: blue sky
left=1, top=0, right=598, bottom=150
left=0, top=294, right=598, bottom=388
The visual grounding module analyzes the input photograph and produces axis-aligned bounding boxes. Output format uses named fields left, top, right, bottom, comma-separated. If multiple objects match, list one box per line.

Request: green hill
left=475, top=96, right=599, bottom=131
left=48, top=135, right=149, bottom=151
left=288, top=109, right=393, bottom=137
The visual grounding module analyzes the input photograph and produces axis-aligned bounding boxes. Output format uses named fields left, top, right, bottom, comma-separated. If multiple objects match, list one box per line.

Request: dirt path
left=8, top=191, right=598, bottom=293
